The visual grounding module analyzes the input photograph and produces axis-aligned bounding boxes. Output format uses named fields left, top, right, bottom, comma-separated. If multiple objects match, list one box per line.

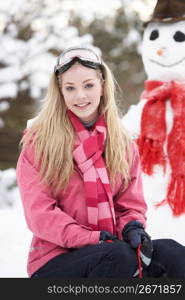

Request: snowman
left=122, top=0, right=185, bottom=245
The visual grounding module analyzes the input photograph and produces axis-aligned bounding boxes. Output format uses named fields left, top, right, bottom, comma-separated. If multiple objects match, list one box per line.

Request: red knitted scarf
left=137, top=80, right=185, bottom=216
left=67, top=110, right=116, bottom=233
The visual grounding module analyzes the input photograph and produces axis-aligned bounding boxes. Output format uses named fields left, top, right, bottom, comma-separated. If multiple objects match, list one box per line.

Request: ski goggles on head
left=54, top=47, right=102, bottom=76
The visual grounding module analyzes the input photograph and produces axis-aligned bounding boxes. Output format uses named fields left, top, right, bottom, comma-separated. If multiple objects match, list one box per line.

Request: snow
left=0, top=101, right=10, bottom=112
left=0, top=169, right=32, bottom=277
left=143, top=168, right=185, bottom=245
left=0, top=189, right=32, bottom=278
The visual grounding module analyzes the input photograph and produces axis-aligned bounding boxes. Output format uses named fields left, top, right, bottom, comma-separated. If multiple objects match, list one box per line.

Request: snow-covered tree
left=0, top=0, right=94, bottom=102
left=0, top=0, right=94, bottom=171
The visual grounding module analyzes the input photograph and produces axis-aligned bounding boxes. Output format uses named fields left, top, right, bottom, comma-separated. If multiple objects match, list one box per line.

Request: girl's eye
left=149, top=29, right=159, bottom=41
left=173, top=31, right=185, bottom=42
left=85, top=83, right=94, bottom=89
left=66, top=86, right=74, bottom=91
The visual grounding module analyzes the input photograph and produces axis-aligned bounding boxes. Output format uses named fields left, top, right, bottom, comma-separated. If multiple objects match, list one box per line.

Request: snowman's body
left=122, top=21, right=185, bottom=245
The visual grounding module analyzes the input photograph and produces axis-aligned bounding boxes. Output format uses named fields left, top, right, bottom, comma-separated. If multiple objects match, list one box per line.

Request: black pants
left=31, top=239, right=185, bottom=278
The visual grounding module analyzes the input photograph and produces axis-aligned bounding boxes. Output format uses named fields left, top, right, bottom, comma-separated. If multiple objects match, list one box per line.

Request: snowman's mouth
left=149, top=56, right=185, bottom=67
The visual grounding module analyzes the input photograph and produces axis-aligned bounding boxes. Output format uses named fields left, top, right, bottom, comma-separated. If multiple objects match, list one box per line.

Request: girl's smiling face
left=61, top=63, right=103, bottom=123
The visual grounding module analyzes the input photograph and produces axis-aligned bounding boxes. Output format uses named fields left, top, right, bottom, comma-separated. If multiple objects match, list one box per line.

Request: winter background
left=2, top=0, right=184, bottom=278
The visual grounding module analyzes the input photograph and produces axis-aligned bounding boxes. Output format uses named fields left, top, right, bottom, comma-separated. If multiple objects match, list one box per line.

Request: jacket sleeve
left=114, top=141, right=147, bottom=239
left=16, top=145, right=100, bottom=248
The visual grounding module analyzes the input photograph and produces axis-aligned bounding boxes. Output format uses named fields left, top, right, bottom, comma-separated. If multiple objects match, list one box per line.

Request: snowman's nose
left=156, top=48, right=165, bottom=56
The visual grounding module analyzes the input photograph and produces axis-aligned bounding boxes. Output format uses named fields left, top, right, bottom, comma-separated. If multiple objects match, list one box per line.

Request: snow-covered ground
left=0, top=169, right=32, bottom=278
left=0, top=191, right=32, bottom=278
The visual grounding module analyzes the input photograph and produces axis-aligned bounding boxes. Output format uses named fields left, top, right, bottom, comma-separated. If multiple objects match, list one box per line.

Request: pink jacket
left=16, top=141, right=147, bottom=277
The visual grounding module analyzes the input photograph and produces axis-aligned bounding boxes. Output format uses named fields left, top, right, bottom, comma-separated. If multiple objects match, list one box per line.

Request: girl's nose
left=76, top=89, right=86, bottom=99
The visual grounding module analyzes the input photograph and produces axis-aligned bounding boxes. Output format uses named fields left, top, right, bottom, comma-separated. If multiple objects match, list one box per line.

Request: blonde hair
left=20, top=61, right=132, bottom=195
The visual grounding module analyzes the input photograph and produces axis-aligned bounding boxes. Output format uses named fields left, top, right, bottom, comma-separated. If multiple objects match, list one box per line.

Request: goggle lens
left=54, top=47, right=102, bottom=74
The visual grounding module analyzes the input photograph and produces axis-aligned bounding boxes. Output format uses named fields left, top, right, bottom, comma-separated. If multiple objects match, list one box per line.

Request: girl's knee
left=152, top=238, right=185, bottom=262
left=153, top=238, right=184, bottom=251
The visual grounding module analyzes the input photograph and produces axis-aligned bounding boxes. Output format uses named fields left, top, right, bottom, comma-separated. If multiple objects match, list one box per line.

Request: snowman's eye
left=149, top=30, right=159, bottom=40
left=173, top=31, right=185, bottom=42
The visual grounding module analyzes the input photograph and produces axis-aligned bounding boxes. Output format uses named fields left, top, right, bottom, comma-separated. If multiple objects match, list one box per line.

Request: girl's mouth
left=75, top=103, right=91, bottom=109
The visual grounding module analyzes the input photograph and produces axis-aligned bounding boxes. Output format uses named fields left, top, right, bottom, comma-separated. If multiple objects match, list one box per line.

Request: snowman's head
left=142, top=20, right=185, bottom=81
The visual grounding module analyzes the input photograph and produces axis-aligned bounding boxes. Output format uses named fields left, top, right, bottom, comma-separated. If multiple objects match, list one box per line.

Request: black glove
left=99, top=231, right=117, bottom=242
left=122, top=220, right=153, bottom=268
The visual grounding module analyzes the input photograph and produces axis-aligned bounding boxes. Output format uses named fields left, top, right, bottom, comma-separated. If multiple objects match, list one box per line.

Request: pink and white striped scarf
left=67, top=110, right=116, bottom=234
